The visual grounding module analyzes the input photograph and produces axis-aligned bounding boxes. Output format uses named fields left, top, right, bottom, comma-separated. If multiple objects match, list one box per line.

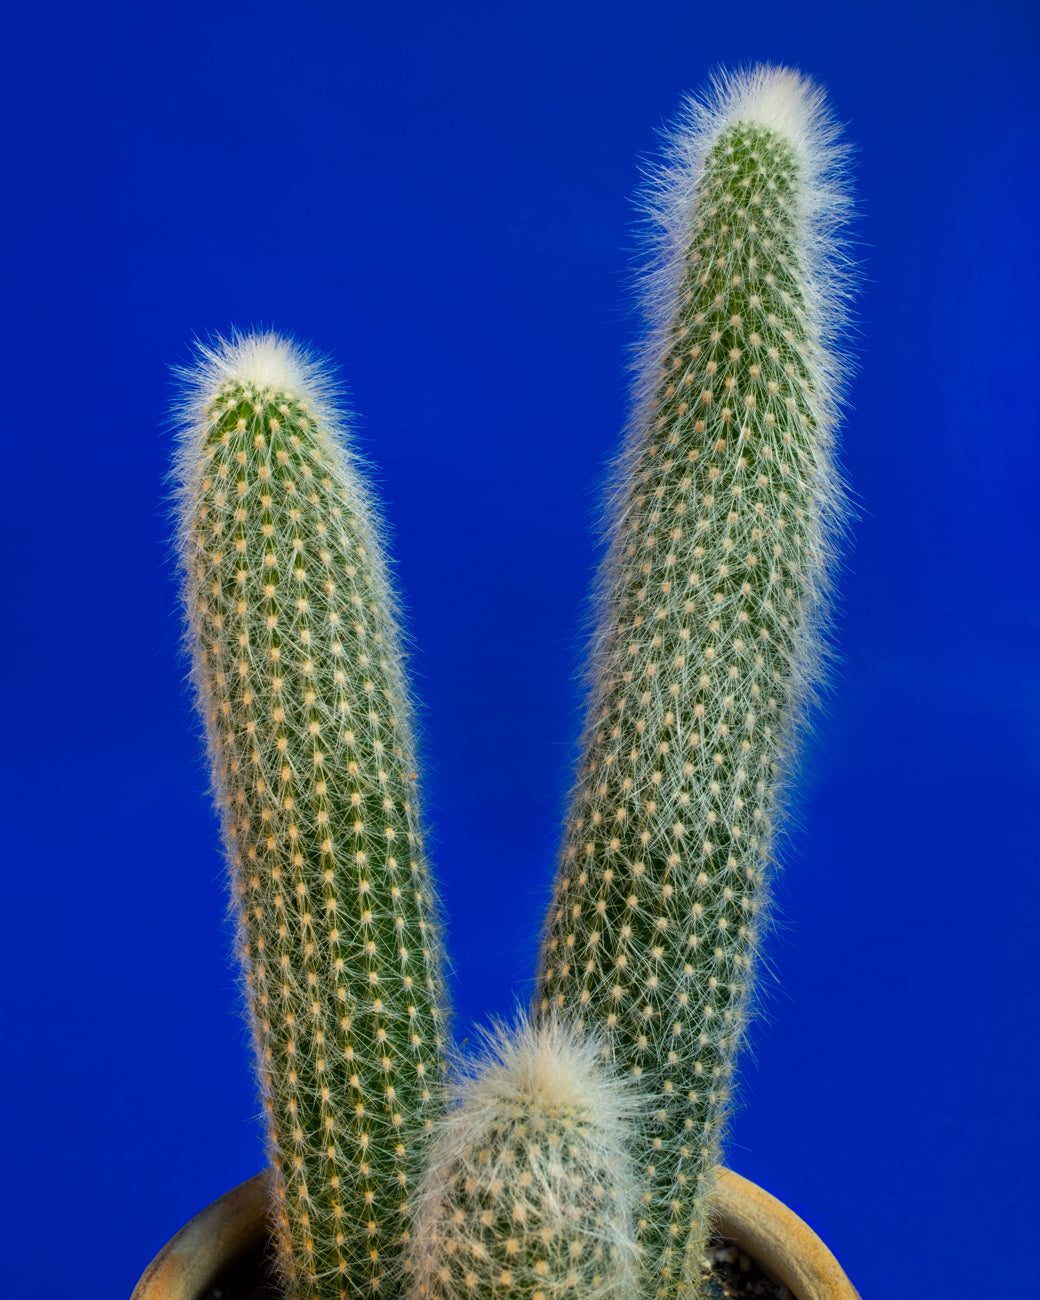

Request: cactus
left=407, top=1017, right=641, bottom=1300
left=536, top=66, right=853, bottom=1297
left=172, top=332, right=449, bottom=1300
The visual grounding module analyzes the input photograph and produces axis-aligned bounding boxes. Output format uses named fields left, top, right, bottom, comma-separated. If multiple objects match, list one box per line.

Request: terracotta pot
left=710, top=1168, right=861, bottom=1299
left=131, top=1166, right=860, bottom=1300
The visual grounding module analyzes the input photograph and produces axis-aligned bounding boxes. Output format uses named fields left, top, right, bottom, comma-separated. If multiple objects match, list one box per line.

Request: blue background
left=2, top=3, right=1037, bottom=1297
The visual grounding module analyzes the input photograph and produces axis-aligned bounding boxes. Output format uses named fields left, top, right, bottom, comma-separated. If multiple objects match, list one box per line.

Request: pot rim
left=132, top=1165, right=860, bottom=1300
left=712, top=1166, right=861, bottom=1300
left=130, top=1171, right=270, bottom=1300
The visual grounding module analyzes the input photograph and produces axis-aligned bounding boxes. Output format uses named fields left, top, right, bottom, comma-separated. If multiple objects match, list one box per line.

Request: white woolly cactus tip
left=407, top=1017, right=641, bottom=1300
left=177, top=329, right=337, bottom=408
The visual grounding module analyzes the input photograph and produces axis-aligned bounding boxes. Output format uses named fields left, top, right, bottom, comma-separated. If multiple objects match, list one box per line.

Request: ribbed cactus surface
left=536, top=69, right=851, bottom=1297
left=408, top=1019, right=640, bottom=1300
left=174, top=333, right=447, bottom=1299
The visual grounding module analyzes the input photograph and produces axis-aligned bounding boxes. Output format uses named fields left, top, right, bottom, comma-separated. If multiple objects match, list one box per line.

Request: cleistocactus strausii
left=173, top=333, right=449, bottom=1300
left=536, top=67, right=854, bottom=1297
left=407, top=1018, right=641, bottom=1300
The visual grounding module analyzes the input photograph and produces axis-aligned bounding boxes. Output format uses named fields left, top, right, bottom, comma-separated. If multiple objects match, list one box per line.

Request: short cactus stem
left=536, top=68, right=853, bottom=1297
left=173, top=333, right=449, bottom=1299
left=407, top=1018, right=641, bottom=1300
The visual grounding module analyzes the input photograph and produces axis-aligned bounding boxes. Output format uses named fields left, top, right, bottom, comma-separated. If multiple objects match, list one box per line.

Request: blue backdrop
left=2, top=3, right=1037, bottom=1297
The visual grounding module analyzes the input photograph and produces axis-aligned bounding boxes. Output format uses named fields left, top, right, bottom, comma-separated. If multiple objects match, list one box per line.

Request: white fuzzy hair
left=447, top=1013, right=643, bottom=1124
left=170, top=328, right=347, bottom=440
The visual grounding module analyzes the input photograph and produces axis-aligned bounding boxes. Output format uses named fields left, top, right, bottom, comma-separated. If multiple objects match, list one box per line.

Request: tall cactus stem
left=535, top=66, right=855, bottom=1297
left=172, top=332, right=449, bottom=1299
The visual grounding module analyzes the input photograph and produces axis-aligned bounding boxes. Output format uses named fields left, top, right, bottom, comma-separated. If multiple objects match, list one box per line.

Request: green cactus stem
left=173, top=332, right=449, bottom=1299
left=536, top=67, right=854, bottom=1298
left=408, top=1018, right=641, bottom=1300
